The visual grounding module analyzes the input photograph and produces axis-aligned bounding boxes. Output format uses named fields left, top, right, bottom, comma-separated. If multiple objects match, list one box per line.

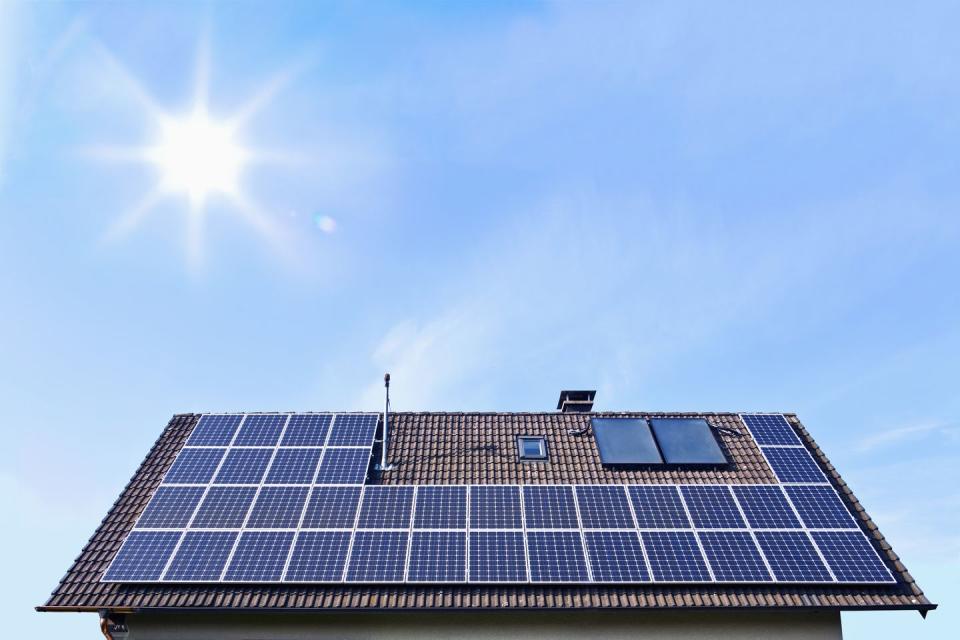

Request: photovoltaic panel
left=811, top=531, right=894, bottom=583
left=413, top=485, right=467, bottom=529
left=234, top=414, right=286, bottom=446
left=526, top=531, right=589, bottom=582
left=741, top=414, right=801, bottom=446
left=245, top=486, right=309, bottom=529
left=407, top=531, right=467, bottom=582
left=301, top=486, right=362, bottom=529
left=641, top=531, right=711, bottom=582
left=186, top=414, right=242, bottom=446
left=224, top=531, right=294, bottom=582
left=345, top=531, right=409, bottom=582
left=356, top=486, right=414, bottom=529
left=163, top=531, right=237, bottom=581
left=213, top=448, right=273, bottom=484
left=680, top=486, right=746, bottom=529
left=628, top=486, right=691, bottom=528
left=284, top=531, right=351, bottom=582
left=327, top=414, right=378, bottom=447
left=470, top=485, right=522, bottom=529
left=191, top=486, right=257, bottom=529
left=762, top=447, right=827, bottom=483
left=102, top=531, right=181, bottom=581
left=523, top=485, right=579, bottom=529
left=731, top=485, right=801, bottom=529
left=575, top=485, right=635, bottom=529
left=136, top=486, right=205, bottom=528
left=280, top=414, right=332, bottom=446
left=314, top=448, right=370, bottom=484
left=584, top=531, right=650, bottom=582
left=697, top=531, right=772, bottom=582
left=468, top=531, right=527, bottom=582
left=755, top=531, right=832, bottom=582
left=264, top=448, right=323, bottom=485
left=784, top=485, right=857, bottom=529
left=164, top=448, right=225, bottom=484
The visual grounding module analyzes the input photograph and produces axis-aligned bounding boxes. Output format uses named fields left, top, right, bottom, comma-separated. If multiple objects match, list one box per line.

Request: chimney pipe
left=379, top=373, right=393, bottom=470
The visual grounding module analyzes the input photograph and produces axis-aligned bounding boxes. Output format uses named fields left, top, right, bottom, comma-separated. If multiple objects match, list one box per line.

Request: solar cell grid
left=762, top=447, right=827, bottom=483
left=224, top=531, right=294, bottom=582
left=213, top=448, right=273, bottom=484
left=628, top=485, right=691, bottom=528
left=784, top=485, right=857, bottom=529
left=575, top=485, right=635, bottom=529
left=407, top=531, right=467, bottom=582
left=641, top=531, right=711, bottom=582
left=697, top=531, right=772, bottom=582
left=523, top=485, right=579, bottom=529
left=357, top=486, right=414, bottom=529
left=190, top=486, right=257, bottom=529
left=164, top=448, right=226, bottom=484
left=345, top=530, right=408, bottom=582
left=584, top=531, right=650, bottom=582
left=314, top=448, right=370, bottom=484
left=328, top=414, right=378, bottom=447
left=469, top=485, right=522, bottom=529
left=468, top=531, right=527, bottom=582
left=280, top=414, right=332, bottom=446
left=245, top=486, right=309, bottom=529
left=163, top=531, right=237, bottom=581
left=234, top=414, right=286, bottom=446
left=264, top=448, right=323, bottom=485
left=811, top=531, right=893, bottom=583
left=102, top=531, right=181, bottom=581
left=680, top=486, right=746, bottom=529
left=741, top=414, right=801, bottom=446
left=731, top=485, right=801, bottom=529
left=136, top=486, right=204, bottom=529
left=526, top=531, right=590, bottom=582
left=755, top=531, right=832, bottom=582
left=186, top=414, right=242, bottom=446
left=413, top=486, right=467, bottom=529
left=284, top=531, right=352, bottom=582
left=301, top=486, right=362, bottom=529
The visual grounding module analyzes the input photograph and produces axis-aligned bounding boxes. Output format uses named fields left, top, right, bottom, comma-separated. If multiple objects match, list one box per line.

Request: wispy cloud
left=856, top=421, right=960, bottom=453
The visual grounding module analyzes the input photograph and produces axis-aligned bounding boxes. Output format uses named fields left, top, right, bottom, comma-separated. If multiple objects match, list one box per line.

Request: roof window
left=517, top=435, right=548, bottom=461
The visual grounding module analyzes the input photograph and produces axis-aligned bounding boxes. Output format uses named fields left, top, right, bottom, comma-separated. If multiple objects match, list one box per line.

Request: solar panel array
left=102, top=412, right=895, bottom=586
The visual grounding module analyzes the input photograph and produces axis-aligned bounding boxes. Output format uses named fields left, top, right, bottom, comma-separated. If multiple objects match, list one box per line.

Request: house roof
left=39, top=411, right=934, bottom=614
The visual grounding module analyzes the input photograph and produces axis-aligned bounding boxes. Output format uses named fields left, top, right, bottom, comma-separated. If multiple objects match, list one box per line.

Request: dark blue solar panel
left=811, top=531, right=893, bottom=583
left=245, top=486, right=309, bottom=528
left=164, top=448, right=225, bottom=484
left=784, top=485, right=857, bottom=529
left=280, top=414, right=332, bottom=446
left=628, top=486, right=691, bottom=528
left=469, top=531, right=527, bottom=582
left=103, top=531, right=181, bottom=581
left=470, top=485, right=522, bottom=529
left=187, top=414, right=242, bottom=446
left=523, top=485, right=579, bottom=528
left=413, top=486, right=467, bottom=529
left=741, top=414, right=801, bottom=445
left=328, top=414, right=378, bottom=447
left=224, top=531, right=294, bottom=582
left=680, top=486, right=746, bottom=529
left=356, top=486, right=414, bottom=529
left=408, top=531, right=467, bottom=582
left=163, top=531, right=237, bottom=581
left=575, top=485, right=635, bottom=529
left=590, top=418, right=663, bottom=465
left=345, top=531, right=408, bottom=582
left=190, top=486, right=257, bottom=529
left=284, top=531, right=352, bottom=582
left=301, top=486, right=362, bottom=528
left=731, top=485, right=801, bottom=529
left=640, top=531, right=711, bottom=582
left=136, top=486, right=204, bottom=528
left=650, top=419, right=727, bottom=465
left=314, top=448, right=369, bottom=484
left=527, top=531, right=589, bottom=582
left=755, top=531, right=832, bottom=582
left=762, top=447, right=827, bottom=483
left=213, top=448, right=273, bottom=484
left=698, top=531, right=772, bottom=582
left=264, top=448, right=323, bottom=485
left=584, top=531, right=650, bottom=582
left=233, top=414, right=286, bottom=446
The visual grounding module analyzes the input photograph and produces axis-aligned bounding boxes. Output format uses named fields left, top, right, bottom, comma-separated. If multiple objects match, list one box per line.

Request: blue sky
left=1, top=1, right=957, bottom=636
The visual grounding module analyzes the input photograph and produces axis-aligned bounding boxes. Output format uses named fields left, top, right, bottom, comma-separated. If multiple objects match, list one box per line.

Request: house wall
left=121, top=609, right=842, bottom=640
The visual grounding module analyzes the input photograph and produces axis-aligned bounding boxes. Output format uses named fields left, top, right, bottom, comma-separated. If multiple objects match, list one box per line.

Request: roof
left=39, top=411, right=934, bottom=614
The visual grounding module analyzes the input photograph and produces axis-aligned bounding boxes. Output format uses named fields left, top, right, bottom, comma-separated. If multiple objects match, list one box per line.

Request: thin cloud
left=856, top=421, right=960, bottom=453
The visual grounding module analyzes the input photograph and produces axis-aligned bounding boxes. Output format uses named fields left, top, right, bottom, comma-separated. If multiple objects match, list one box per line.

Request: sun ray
left=92, top=42, right=165, bottom=121
left=101, top=187, right=165, bottom=244
left=228, top=53, right=317, bottom=129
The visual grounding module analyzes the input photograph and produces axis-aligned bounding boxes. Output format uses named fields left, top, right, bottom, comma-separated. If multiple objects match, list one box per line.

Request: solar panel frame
left=344, top=530, right=410, bottom=583
left=575, top=485, right=636, bottom=529
left=810, top=531, right=895, bottom=584
left=761, top=446, right=828, bottom=483
left=407, top=531, right=468, bottom=583
left=526, top=530, right=590, bottom=583
left=263, top=448, right=324, bottom=485
left=162, top=531, right=238, bottom=582
left=280, top=414, right=332, bottom=447
left=740, top=413, right=802, bottom=446
left=102, top=530, right=183, bottom=582
left=640, top=531, right=712, bottom=582
left=136, top=486, right=206, bottom=529
left=314, top=447, right=371, bottom=485
left=731, top=485, right=802, bottom=529
left=680, top=486, right=747, bottom=529
left=468, top=531, right=528, bottom=583
left=522, top=485, right=580, bottom=529
left=784, top=485, right=858, bottom=529
left=212, top=447, right=273, bottom=485
left=185, top=414, right=243, bottom=446
left=470, top=485, right=523, bottom=529
left=754, top=531, right=834, bottom=583
left=356, top=486, right=415, bottom=529
left=697, top=531, right=773, bottom=582
left=413, top=485, right=468, bottom=529
left=233, top=414, right=287, bottom=447
left=327, top=413, right=379, bottom=447
left=583, top=531, right=651, bottom=583
left=300, top=486, right=363, bottom=529
left=283, top=530, right=352, bottom=582
left=190, top=486, right=258, bottom=529
left=163, top=447, right=227, bottom=484
left=628, top=485, right=691, bottom=528
left=223, top=531, right=295, bottom=582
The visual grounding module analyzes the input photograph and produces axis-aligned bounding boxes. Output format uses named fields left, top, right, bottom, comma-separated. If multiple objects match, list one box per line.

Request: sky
left=0, top=0, right=957, bottom=637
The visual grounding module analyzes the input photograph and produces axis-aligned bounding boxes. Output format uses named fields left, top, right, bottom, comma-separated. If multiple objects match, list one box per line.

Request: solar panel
left=245, top=486, right=309, bottom=528
left=136, top=486, right=205, bottom=528
left=328, top=414, right=378, bottom=447
left=590, top=418, right=663, bottom=465
left=697, top=531, right=772, bottom=582
left=264, top=448, right=323, bottom=485
left=649, top=419, right=727, bottom=465
left=731, top=485, right=801, bottom=529
left=284, top=531, right=351, bottom=582
left=164, top=531, right=237, bottom=581
left=186, top=414, right=242, bottom=446
left=314, top=448, right=370, bottom=484
left=164, top=448, right=225, bottom=484
left=234, top=414, right=286, bottom=446
left=641, top=531, right=711, bottom=582
left=575, top=485, right=635, bottom=529
left=301, top=486, right=362, bottom=528
left=523, top=485, right=579, bottom=529
left=680, top=486, right=746, bottom=529
left=762, top=447, right=827, bottom=483
left=741, top=414, right=801, bottom=446
left=754, top=531, right=832, bottom=582
left=224, top=531, right=294, bottom=582
left=102, top=531, right=181, bottom=581
left=213, top=448, right=273, bottom=484
left=413, top=485, right=467, bottom=529
left=280, top=414, right=332, bottom=446
left=345, top=531, right=408, bottom=582
left=191, top=486, right=257, bottom=529
left=526, top=531, right=590, bottom=582
left=628, top=485, right=691, bottom=528
left=407, top=531, right=467, bottom=582
left=468, top=531, right=527, bottom=582
left=357, top=486, right=414, bottom=529
left=784, top=485, right=857, bottom=529
left=811, top=531, right=894, bottom=583
left=584, top=531, right=650, bottom=582
left=470, top=485, right=522, bottom=529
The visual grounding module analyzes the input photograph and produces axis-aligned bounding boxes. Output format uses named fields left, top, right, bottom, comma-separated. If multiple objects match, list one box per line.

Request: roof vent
left=557, top=390, right=596, bottom=413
